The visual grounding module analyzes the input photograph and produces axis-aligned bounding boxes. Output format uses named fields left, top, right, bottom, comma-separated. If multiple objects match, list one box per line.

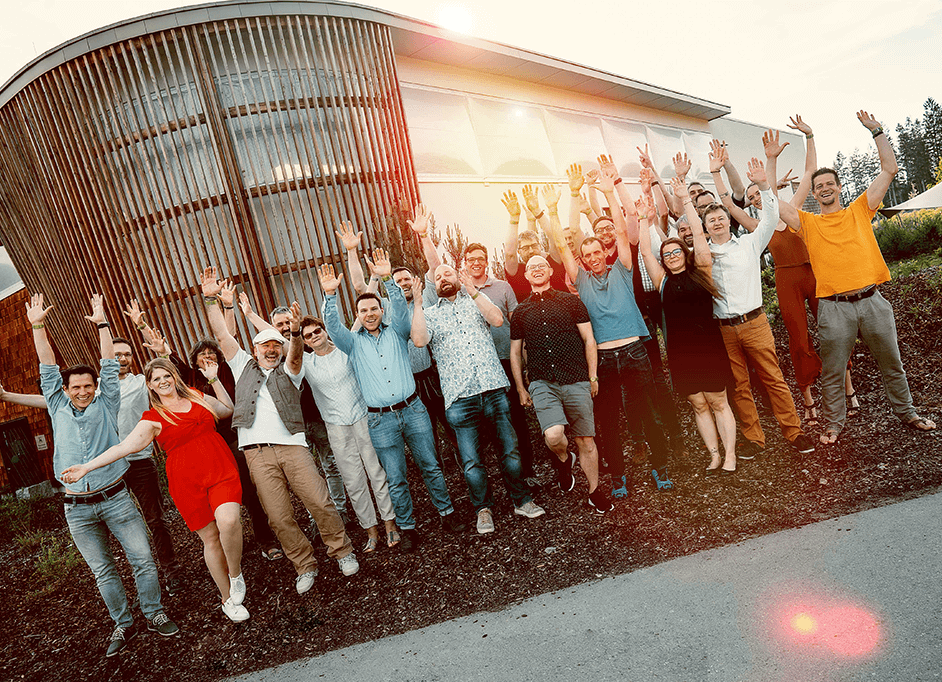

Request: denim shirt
left=324, top=279, right=417, bottom=409
left=41, top=359, right=124, bottom=492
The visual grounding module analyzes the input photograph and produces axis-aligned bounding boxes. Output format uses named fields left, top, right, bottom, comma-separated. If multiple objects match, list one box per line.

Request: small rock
left=544, top=547, right=556, bottom=554
left=819, top=478, right=828, bottom=485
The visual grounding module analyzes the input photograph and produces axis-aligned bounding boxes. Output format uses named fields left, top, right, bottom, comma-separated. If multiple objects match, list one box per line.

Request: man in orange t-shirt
left=779, top=110, right=937, bottom=444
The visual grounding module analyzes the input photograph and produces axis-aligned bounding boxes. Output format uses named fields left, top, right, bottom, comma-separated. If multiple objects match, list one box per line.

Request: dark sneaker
left=738, top=440, right=763, bottom=461
left=165, top=575, right=183, bottom=597
left=441, top=512, right=467, bottom=534
left=789, top=433, right=816, bottom=454
left=399, top=529, right=420, bottom=554
left=105, top=623, right=138, bottom=657
left=556, top=452, right=576, bottom=492
left=587, top=488, right=614, bottom=514
left=147, top=612, right=180, bottom=637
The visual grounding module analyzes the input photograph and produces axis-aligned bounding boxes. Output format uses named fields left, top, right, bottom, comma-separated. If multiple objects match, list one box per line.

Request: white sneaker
left=476, top=508, right=495, bottom=534
left=514, top=500, right=546, bottom=519
left=295, top=569, right=318, bottom=595
left=338, top=553, right=360, bottom=577
left=229, top=572, right=246, bottom=606
left=221, top=597, right=250, bottom=622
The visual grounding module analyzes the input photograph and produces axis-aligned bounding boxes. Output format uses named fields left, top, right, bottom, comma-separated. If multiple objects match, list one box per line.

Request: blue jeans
left=64, top=487, right=163, bottom=628
left=445, top=389, right=532, bottom=512
left=595, top=341, right=670, bottom=476
left=367, top=397, right=454, bottom=530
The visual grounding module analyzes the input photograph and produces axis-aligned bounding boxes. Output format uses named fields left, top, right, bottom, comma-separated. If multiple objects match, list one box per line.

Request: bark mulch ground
left=3, top=266, right=941, bottom=682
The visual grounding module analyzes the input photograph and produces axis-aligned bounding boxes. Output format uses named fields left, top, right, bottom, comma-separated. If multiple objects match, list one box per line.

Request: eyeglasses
left=594, top=224, right=615, bottom=233
left=526, top=263, right=549, bottom=272
left=466, top=257, right=487, bottom=264
left=302, top=328, right=324, bottom=340
left=663, top=248, right=684, bottom=258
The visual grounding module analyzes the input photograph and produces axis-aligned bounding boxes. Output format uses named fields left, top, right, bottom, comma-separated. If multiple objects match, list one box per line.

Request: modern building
left=0, top=0, right=804, bottom=489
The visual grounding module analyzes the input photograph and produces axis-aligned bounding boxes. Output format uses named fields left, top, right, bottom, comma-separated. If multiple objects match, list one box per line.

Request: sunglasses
left=302, top=328, right=324, bottom=340
left=663, top=248, right=684, bottom=258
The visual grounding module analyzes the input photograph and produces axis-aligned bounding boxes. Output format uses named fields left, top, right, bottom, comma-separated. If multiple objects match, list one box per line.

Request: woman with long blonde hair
left=62, top=357, right=250, bottom=622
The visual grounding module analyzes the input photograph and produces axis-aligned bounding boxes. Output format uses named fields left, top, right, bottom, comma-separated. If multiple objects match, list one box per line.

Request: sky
left=1, top=0, right=940, bottom=167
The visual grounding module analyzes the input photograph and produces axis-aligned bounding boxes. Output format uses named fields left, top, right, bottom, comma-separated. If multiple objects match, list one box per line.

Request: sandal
left=363, top=537, right=378, bottom=554
left=611, top=475, right=628, bottom=499
left=803, top=399, right=820, bottom=427
left=904, top=416, right=937, bottom=432
left=386, top=529, right=401, bottom=548
left=262, top=547, right=284, bottom=561
left=845, top=392, right=860, bottom=419
left=819, top=427, right=840, bottom=445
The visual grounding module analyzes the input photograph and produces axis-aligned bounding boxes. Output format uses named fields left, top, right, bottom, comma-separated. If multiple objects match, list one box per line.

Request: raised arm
left=542, top=183, right=564, bottom=262
left=635, top=194, right=666, bottom=291
left=652, top=147, right=684, bottom=217
left=786, top=114, right=817, bottom=209
left=502, top=190, right=523, bottom=277
left=197, top=360, right=234, bottom=418
left=673, top=177, right=712, bottom=271
left=0, top=382, right=47, bottom=409
left=567, top=163, right=587, bottom=235
left=61, top=419, right=161, bottom=484
left=745, top=158, right=778, bottom=250
left=335, top=221, right=368, bottom=295
left=601, top=154, right=640, bottom=245
left=711, top=141, right=758, bottom=232
left=85, top=294, right=113, bottom=361
left=595, top=157, right=633, bottom=269
left=218, top=280, right=237, bottom=336
left=549, top=207, right=581, bottom=283
left=319, top=263, right=355, bottom=353
left=521, top=184, right=549, bottom=235
left=237, top=292, right=276, bottom=334
left=640, top=168, right=669, bottom=240
left=284, top=301, right=305, bottom=376
left=859, top=110, right=898, bottom=210
left=26, top=293, right=56, bottom=366
left=201, top=267, right=241, bottom=361
left=410, top=278, right=429, bottom=347
left=406, top=205, right=442, bottom=278
left=460, top=269, right=503, bottom=327
left=719, top=140, right=746, bottom=201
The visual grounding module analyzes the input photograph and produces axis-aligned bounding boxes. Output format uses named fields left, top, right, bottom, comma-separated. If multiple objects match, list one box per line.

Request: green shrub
left=29, top=533, right=83, bottom=597
left=14, top=528, right=48, bottom=553
left=0, top=495, right=63, bottom=547
left=874, top=208, right=942, bottom=260
left=761, top=264, right=779, bottom=324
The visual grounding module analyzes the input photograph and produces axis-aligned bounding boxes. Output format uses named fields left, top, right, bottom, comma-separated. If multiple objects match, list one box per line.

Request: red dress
left=142, top=399, right=241, bottom=531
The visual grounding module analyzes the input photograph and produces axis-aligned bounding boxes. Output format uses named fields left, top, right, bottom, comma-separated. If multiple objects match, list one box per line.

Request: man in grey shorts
left=509, top=256, right=612, bottom=514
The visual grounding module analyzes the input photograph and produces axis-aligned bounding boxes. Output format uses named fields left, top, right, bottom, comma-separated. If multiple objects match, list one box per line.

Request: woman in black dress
left=637, top=178, right=737, bottom=474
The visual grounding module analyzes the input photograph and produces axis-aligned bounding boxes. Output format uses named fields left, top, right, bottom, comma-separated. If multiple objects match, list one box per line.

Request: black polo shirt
left=510, top=289, right=591, bottom=386
left=506, top=255, right=568, bottom=303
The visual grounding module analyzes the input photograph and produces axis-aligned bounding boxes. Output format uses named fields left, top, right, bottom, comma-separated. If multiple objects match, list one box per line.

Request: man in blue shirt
left=555, top=162, right=674, bottom=497
left=320, top=250, right=465, bottom=553
left=32, top=293, right=178, bottom=657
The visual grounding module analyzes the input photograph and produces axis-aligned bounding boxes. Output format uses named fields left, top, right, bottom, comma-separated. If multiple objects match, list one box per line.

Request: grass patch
left=0, top=495, right=61, bottom=547
left=28, top=533, right=83, bottom=598
left=888, top=247, right=942, bottom=279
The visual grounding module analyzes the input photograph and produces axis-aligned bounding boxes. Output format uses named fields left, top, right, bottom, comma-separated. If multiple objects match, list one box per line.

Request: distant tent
left=879, top=183, right=942, bottom=217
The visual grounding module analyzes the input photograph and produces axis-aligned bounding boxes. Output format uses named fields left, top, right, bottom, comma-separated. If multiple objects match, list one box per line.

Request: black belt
left=822, top=286, right=876, bottom=303
left=368, top=391, right=418, bottom=414
left=242, top=442, right=280, bottom=452
left=717, top=307, right=764, bottom=326
left=63, top=479, right=126, bottom=505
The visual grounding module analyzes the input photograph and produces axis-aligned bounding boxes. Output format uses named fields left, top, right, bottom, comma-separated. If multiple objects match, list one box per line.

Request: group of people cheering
left=6, top=108, right=935, bottom=658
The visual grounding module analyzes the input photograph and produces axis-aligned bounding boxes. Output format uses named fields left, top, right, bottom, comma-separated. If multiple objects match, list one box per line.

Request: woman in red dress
left=62, top=358, right=249, bottom=622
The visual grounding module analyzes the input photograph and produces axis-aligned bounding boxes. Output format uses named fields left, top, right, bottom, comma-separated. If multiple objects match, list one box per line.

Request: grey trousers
left=818, top=290, right=916, bottom=432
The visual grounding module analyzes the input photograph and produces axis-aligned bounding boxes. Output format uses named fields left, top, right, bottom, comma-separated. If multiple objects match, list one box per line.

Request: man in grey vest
left=202, top=268, right=357, bottom=594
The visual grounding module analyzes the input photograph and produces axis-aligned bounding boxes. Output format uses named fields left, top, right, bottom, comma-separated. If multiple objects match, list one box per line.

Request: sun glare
left=437, top=5, right=473, bottom=35
left=781, top=601, right=881, bottom=657
left=791, top=613, right=818, bottom=635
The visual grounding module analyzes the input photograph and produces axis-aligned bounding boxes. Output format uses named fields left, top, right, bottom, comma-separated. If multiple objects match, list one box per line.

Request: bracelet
left=32, top=324, right=44, bottom=330
left=290, top=330, right=301, bottom=337
left=382, top=275, right=392, bottom=282
left=710, top=170, right=721, bottom=175
left=471, top=292, right=480, bottom=300
left=207, top=377, right=218, bottom=385
left=719, top=191, right=730, bottom=198
left=136, top=324, right=146, bottom=331
left=805, top=133, right=814, bottom=139
left=571, top=192, right=580, bottom=197
left=683, top=199, right=693, bottom=205
left=534, top=210, right=545, bottom=220
left=651, top=180, right=660, bottom=186
left=614, top=178, right=623, bottom=185
left=223, top=305, right=234, bottom=310
left=417, top=232, right=427, bottom=238
left=96, top=322, right=110, bottom=329
left=204, top=297, right=219, bottom=305
left=871, top=127, right=884, bottom=138
left=589, top=377, right=598, bottom=383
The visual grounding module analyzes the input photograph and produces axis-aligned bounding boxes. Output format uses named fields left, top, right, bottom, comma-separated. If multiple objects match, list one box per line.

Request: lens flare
left=781, top=602, right=881, bottom=657
left=791, top=612, right=818, bottom=635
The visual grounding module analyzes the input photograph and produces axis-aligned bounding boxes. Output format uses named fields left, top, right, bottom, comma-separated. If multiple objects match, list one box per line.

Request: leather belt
left=717, top=307, right=763, bottom=326
left=63, top=479, right=126, bottom=505
left=368, top=391, right=419, bottom=414
left=823, top=286, right=876, bottom=303
left=242, top=443, right=280, bottom=452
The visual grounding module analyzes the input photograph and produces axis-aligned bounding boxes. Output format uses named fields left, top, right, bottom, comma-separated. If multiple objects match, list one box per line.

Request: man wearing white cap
left=201, top=268, right=357, bottom=595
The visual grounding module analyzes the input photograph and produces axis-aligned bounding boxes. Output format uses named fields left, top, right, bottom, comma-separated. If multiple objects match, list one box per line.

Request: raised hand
left=595, top=160, right=617, bottom=194
left=364, top=248, right=391, bottom=279
left=584, top=169, right=600, bottom=187
left=521, top=184, right=541, bottom=216
left=575, top=193, right=592, bottom=215
left=26, top=293, right=53, bottom=326
left=746, top=157, right=768, bottom=188
left=670, top=175, right=689, bottom=200
left=335, top=220, right=363, bottom=251
left=84, top=294, right=107, bottom=326
left=201, top=266, right=222, bottom=297
left=541, top=183, right=561, bottom=208
left=219, top=280, right=236, bottom=308
left=411, top=276, right=424, bottom=304
left=787, top=114, right=812, bottom=136
left=640, top=167, right=653, bottom=196
left=458, top=266, right=476, bottom=294
left=238, top=291, right=253, bottom=317
left=406, top=204, right=432, bottom=236
left=777, top=169, right=798, bottom=190
left=708, top=140, right=727, bottom=173
left=597, top=154, right=619, bottom=180
left=142, top=328, right=169, bottom=356
left=197, top=359, right=219, bottom=381
left=636, top=144, right=654, bottom=170
left=762, top=129, right=789, bottom=159
left=501, top=190, right=521, bottom=220
left=856, top=110, right=881, bottom=132
left=123, top=299, right=146, bottom=328
left=635, top=194, right=655, bottom=221
left=317, top=263, right=343, bottom=295
left=288, top=301, right=303, bottom=333
left=567, top=163, right=584, bottom=193
left=673, top=151, right=691, bottom=179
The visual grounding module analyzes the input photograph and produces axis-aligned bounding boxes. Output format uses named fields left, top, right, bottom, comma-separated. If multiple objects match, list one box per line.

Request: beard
left=437, top=280, right=459, bottom=297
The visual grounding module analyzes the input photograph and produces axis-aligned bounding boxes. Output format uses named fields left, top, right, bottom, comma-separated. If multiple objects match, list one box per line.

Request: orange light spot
left=791, top=613, right=818, bottom=634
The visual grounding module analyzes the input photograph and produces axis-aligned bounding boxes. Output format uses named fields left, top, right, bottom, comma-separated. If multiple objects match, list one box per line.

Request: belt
left=242, top=442, right=280, bottom=452
left=367, top=391, right=418, bottom=414
left=823, top=286, right=876, bottom=303
left=717, top=307, right=763, bottom=326
left=63, top=479, right=126, bottom=505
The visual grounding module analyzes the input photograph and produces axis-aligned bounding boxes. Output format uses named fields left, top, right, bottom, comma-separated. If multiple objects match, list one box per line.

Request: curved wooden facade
left=0, top=8, right=420, bottom=364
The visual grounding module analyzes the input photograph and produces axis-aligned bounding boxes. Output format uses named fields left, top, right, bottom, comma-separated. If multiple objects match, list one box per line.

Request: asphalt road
left=230, top=490, right=942, bottom=682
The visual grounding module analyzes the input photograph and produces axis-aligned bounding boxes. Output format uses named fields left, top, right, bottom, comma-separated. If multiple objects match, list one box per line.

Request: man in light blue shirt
left=320, top=250, right=465, bottom=553
left=32, top=293, right=177, bottom=657
left=413, top=264, right=544, bottom=534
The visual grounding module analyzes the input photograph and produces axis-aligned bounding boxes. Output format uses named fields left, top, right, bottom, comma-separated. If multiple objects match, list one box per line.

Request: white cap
left=253, top=328, right=286, bottom=346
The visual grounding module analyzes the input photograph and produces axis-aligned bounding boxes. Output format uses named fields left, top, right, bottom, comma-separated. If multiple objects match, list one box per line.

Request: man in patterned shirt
left=509, top=256, right=612, bottom=514
left=412, top=264, right=546, bottom=534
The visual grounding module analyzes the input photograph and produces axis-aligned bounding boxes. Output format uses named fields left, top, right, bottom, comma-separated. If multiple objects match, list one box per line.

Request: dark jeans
left=594, top=341, right=671, bottom=477
left=445, top=388, right=532, bottom=512
left=415, top=365, right=457, bottom=449
left=500, top=359, right=537, bottom=478
left=636, top=293, right=685, bottom=454
left=124, top=457, right=180, bottom=580
left=227, top=439, right=278, bottom=549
